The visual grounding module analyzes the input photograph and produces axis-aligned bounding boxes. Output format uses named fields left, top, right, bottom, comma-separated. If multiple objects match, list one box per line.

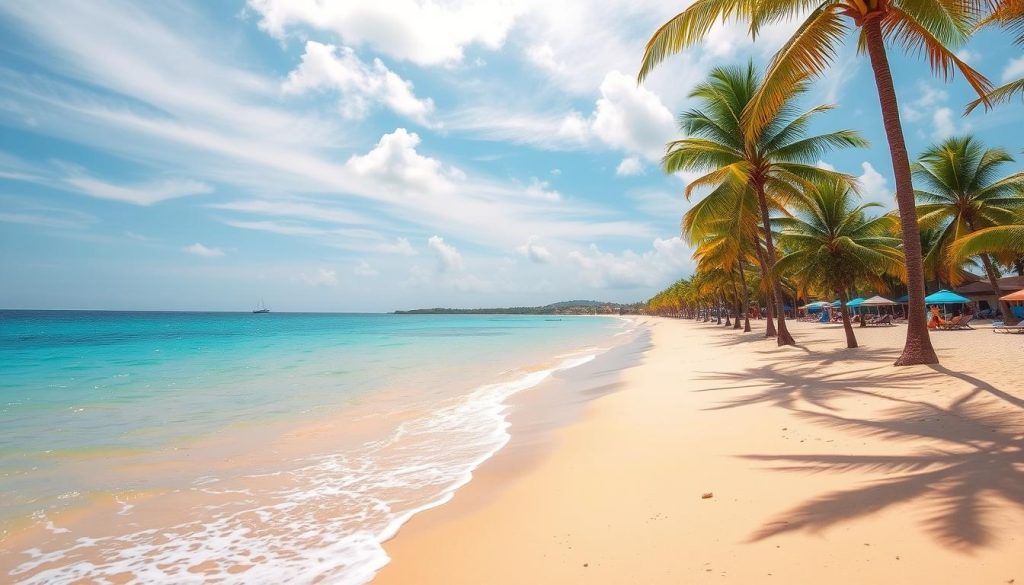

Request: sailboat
left=253, top=299, right=270, bottom=314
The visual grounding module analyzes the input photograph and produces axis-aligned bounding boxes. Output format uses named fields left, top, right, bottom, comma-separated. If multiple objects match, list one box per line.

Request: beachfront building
left=954, top=275, right=1024, bottom=317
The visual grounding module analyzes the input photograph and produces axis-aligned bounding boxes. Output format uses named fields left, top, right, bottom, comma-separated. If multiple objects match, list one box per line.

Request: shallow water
left=0, top=311, right=635, bottom=583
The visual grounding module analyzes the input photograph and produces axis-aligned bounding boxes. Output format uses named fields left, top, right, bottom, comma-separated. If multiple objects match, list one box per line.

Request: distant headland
left=393, top=300, right=645, bottom=315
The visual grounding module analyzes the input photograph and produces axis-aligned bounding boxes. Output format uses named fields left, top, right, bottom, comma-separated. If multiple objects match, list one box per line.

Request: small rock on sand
left=701, top=492, right=713, bottom=499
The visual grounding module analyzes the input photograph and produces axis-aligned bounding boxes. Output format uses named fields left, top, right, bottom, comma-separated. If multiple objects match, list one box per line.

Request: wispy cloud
left=65, top=176, right=213, bottom=206
left=183, top=242, right=225, bottom=257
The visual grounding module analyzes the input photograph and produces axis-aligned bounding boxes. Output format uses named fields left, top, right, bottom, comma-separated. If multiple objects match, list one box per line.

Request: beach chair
left=867, top=314, right=893, bottom=326
left=950, top=315, right=974, bottom=330
left=937, top=315, right=962, bottom=330
left=992, top=321, right=1024, bottom=333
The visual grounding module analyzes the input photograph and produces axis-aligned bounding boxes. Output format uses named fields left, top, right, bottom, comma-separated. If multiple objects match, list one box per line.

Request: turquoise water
left=0, top=310, right=632, bottom=583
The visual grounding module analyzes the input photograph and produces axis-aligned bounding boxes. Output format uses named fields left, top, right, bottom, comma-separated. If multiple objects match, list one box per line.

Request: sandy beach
left=376, top=317, right=1023, bottom=584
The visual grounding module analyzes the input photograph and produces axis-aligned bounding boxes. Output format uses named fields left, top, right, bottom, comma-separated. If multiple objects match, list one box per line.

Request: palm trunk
left=738, top=261, right=752, bottom=332
left=837, top=289, right=858, bottom=348
left=979, top=253, right=1016, bottom=324
left=729, top=267, right=743, bottom=330
left=863, top=19, right=938, bottom=365
left=753, top=182, right=796, bottom=346
left=752, top=241, right=778, bottom=337
left=716, top=294, right=723, bottom=325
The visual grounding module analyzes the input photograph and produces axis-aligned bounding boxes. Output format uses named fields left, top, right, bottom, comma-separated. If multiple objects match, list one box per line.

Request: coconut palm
left=775, top=178, right=905, bottom=348
left=967, top=0, right=1024, bottom=112
left=914, top=136, right=1024, bottom=323
left=689, top=209, right=758, bottom=331
left=684, top=180, right=764, bottom=332
left=639, top=0, right=992, bottom=365
left=663, top=62, right=867, bottom=346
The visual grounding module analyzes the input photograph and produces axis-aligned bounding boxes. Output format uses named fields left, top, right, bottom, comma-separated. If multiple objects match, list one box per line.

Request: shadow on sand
left=694, top=345, right=1024, bottom=551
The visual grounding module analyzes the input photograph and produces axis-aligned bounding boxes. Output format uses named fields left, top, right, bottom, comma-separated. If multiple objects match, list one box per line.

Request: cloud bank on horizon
left=0, top=0, right=1021, bottom=311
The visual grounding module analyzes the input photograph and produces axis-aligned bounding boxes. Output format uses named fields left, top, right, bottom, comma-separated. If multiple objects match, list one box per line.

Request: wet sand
left=376, top=317, right=1024, bottom=584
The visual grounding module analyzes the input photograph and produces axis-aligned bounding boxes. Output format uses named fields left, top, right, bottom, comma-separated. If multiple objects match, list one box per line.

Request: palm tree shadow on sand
left=745, top=401, right=1023, bottom=550
left=694, top=346, right=920, bottom=413
left=694, top=346, right=1024, bottom=550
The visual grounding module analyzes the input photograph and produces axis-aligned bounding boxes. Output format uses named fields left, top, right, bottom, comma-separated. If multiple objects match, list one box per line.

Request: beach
left=376, top=317, right=1024, bottom=584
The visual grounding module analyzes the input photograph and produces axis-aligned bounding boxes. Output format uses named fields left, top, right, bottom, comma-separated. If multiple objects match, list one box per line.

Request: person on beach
left=927, top=305, right=945, bottom=330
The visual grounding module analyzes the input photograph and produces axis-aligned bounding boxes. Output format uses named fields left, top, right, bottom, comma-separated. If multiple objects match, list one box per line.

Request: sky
left=1, top=1, right=1022, bottom=312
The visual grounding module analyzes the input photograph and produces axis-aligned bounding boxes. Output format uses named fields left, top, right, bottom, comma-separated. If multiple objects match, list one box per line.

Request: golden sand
left=376, top=317, right=1024, bottom=584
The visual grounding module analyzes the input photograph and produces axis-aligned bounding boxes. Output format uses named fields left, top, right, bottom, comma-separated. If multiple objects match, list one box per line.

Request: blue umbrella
left=831, top=300, right=842, bottom=308
left=845, top=297, right=866, bottom=314
left=896, top=294, right=909, bottom=303
left=804, top=301, right=828, bottom=313
left=924, top=289, right=970, bottom=304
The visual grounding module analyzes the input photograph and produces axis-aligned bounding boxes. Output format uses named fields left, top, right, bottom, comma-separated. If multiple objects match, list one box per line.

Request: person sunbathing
left=927, top=305, right=945, bottom=330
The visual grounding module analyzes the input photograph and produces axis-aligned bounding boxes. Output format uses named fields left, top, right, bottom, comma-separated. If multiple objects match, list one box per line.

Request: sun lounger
left=992, top=322, right=1024, bottom=333
left=935, top=315, right=974, bottom=330
left=866, top=314, right=894, bottom=326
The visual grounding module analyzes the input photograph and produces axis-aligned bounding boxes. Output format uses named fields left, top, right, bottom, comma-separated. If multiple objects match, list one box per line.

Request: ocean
left=0, top=310, right=638, bottom=583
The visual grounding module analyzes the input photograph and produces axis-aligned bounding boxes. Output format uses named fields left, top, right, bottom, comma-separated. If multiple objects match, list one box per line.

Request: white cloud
left=899, top=81, right=969, bottom=141
left=247, top=0, right=521, bottom=66
left=901, top=82, right=948, bottom=122
left=815, top=160, right=837, bottom=171
left=517, top=236, right=552, bottom=264
left=223, top=219, right=328, bottom=237
left=931, top=107, right=958, bottom=141
left=856, top=162, right=893, bottom=207
left=65, top=176, right=212, bottom=206
left=344, top=128, right=461, bottom=195
left=427, top=235, right=464, bottom=273
left=283, top=41, right=435, bottom=126
left=586, top=70, right=676, bottom=161
left=1002, top=55, right=1024, bottom=83
left=377, top=237, right=417, bottom=255
left=184, top=242, right=225, bottom=257
left=353, top=259, right=378, bottom=276
left=209, top=198, right=369, bottom=225
left=956, top=49, right=980, bottom=64
left=524, top=178, right=561, bottom=201
left=616, top=156, right=644, bottom=176
left=448, top=70, right=675, bottom=162
left=567, top=237, right=692, bottom=289
left=301, top=267, right=340, bottom=287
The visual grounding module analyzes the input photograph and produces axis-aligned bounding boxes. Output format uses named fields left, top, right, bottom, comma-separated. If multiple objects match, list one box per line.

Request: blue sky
left=1, top=1, right=1022, bottom=312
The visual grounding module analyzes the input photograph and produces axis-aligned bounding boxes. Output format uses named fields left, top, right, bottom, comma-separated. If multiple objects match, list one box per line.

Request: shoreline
left=375, top=317, right=1024, bottom=584
left=0, top=315, right=639, bottom=583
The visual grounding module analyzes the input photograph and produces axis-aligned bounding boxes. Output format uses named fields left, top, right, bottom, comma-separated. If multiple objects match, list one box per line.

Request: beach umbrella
left=999, top=290, right=1024, bottom=302
left=896, top=294, right=909, bottom=303
left=805, top=301, right=828, bottom=313
left=846, top=297, right=866, bottom=307
left=859, top=295, right=897, bottom=318
left=924, top=289, right=970, bottom=304
left=860, top=295, right=897, bottom=306
left=831, top=300, right=841, bottom=308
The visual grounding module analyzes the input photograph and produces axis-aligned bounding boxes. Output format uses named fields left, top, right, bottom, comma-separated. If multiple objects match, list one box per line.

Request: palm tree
left=639, top=0, right=991, bottom=365
left=663, top=62, right=867, bottom=346
left=684, top=181, right=763, bottom=332
left=775, top=178, right=905, bottom=348
left=914, top=136, right=1024, bottom=323
left=967, top=0, right=1024, bottom=112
